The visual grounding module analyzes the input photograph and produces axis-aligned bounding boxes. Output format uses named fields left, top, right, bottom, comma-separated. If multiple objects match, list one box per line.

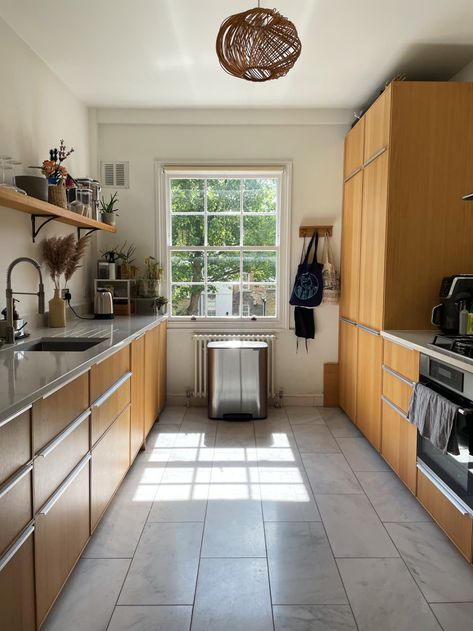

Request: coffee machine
left=431, top=275, right=473, bottom=333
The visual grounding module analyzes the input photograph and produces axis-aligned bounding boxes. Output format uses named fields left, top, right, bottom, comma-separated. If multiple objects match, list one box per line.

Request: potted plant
left=100, top=246, right=118, bottom=279
left=115, top=241, right=136, bottom=279
left=42, top=234, right=90, bottom=327
left=154, top=295, right=168, bottom=315
left=138, top=256, right=163, bottom=297
left=100, top=192, right=119, bottom=225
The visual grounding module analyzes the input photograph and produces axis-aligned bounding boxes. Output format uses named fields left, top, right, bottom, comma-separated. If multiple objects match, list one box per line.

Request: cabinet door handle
left=38, top=453, right=91, bottom=516
left=381, top=395, right=409, bottom=421
left=37, top=409, right=91, bottom=459
left=358, top=324, right=380, bottom=336
left=417, top=461, right=473, bottom=517
left=0, top=463, right=33, bottom=500
left=382, top=365, right=415, bottom=387
left=91, top=371, right=132, bottom=409
left=0, top=403, right=32, bottom=429
left=363, top=146, right=387, bottom=167
left=340, top=317, right=357, bottom=326
left=0, top=524, right=34, bottom=573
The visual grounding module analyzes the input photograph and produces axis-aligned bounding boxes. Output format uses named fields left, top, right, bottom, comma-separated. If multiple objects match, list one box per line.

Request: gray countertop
left=0, top=314, right=167, bottom=424
left=382, top=330, right=473, bottom=375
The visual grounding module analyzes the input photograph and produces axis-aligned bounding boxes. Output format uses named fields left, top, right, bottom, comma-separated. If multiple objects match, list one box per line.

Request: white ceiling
left=1, top=0, right=473, bottom=109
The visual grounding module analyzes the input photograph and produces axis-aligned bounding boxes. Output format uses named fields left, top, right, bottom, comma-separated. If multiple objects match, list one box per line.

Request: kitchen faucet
left=4, top=257, right=45, bottom=344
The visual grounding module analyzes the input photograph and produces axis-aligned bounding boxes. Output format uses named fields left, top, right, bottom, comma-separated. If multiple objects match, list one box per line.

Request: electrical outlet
left=62, top=288, right=70, bottom=300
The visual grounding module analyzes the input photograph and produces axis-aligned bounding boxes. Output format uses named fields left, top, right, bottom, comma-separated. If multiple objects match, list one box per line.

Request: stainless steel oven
left=418, top=354, right=473, bottom=515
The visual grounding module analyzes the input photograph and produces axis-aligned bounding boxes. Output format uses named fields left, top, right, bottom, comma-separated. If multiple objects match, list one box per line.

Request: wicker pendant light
left=216, top=2, right=302, bottom=82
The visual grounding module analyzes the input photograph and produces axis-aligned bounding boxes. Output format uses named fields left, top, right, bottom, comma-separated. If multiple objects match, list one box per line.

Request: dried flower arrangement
left=31, top=139, right=75, bottom=186
left=42, top=234, right=90, bottom=289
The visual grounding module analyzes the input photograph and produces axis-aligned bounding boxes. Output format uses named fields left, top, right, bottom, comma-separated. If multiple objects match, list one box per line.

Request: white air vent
left=101, top=161, right=129, bottom=188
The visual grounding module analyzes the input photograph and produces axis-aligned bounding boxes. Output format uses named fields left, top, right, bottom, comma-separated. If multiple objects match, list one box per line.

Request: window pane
left=172, top=215, right=204, bottom=246
left=206, top=283, right=240, bottom=316
left=207, top=179, right=241, bottom=212
left=243, top=178, right=277, bottom=213
left=172, top=284, right=204, bottom=316
left=171, top=251, right=204, bottom=283
left=243, top=216, right=276, bottom=246
left=171, top=179, right=204, bottom=212
left=242, top=284, right=276, bottom=317
left=243, top=251, right=276, bottom=282
left=208, top=215, right=240, bottom=246
left=207, top=251, right=240, bottom=282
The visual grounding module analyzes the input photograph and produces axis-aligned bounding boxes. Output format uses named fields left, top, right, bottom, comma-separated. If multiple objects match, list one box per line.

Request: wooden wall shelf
left=0, top=187, right=117, bottom=242
left=299, top=225, right=333, bottom=238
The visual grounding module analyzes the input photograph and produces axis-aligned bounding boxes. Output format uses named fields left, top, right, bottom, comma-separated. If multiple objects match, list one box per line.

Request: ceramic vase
left=48, top=289, right=66, bottom=327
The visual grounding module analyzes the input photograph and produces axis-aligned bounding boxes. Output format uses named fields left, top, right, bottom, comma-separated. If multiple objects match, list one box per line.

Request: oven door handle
left=417, top=461, right=473, bottom=517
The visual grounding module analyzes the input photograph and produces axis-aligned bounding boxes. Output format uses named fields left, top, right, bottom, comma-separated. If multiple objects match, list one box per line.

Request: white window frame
left=155, top=160, right=292, bottom=330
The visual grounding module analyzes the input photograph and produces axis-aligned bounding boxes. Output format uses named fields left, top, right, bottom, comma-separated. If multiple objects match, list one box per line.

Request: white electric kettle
left=94, top=289, right=114, bottom=319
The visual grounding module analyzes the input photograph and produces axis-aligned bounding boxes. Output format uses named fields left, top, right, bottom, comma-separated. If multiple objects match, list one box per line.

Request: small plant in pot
left=154, top=296, right=168, bottom=315
left=100, top=192, right=119, bottom=225
left=116, top=241, right=137, bottom=279
left=138, top=256, right=163, bottom=297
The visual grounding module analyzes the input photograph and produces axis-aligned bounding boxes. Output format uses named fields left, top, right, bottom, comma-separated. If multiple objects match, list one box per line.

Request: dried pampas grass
left=42, top=233, right=90, bottom=289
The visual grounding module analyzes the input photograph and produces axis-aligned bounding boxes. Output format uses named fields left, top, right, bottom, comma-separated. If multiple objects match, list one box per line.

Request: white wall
left=0, top=18, right=92, bottom=320
left=96, top=110, right=348, bottom=403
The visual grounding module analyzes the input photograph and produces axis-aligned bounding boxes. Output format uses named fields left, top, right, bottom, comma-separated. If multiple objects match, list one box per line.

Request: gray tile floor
left=43, top=406, right=473, bottom=631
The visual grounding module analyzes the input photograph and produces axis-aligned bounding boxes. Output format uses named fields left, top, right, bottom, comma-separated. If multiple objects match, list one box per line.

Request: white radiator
left=193, top=332, right=277, bottom=398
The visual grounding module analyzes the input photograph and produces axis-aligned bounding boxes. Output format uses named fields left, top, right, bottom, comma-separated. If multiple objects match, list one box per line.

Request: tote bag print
left=290, top=232, right=324, bottom=308
left=322, top=234, right=340, bottom=304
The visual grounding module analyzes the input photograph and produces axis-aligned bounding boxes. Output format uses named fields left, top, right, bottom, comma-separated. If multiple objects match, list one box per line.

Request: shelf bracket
left=77, top=227, right=99, bottom=240
left=31, top=215, right=56, bottom=243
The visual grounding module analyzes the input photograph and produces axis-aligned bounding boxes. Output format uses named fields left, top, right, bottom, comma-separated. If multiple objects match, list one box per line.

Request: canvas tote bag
left=289, top=232, right=324, bottom=307
left=321, top=234, right=340, bottom=304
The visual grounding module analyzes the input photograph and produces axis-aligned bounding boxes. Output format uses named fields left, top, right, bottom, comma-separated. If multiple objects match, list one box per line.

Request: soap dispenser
left=459, top=301, right=469, bottom=335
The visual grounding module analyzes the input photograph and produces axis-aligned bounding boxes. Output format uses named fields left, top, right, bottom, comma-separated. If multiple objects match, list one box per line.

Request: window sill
left=168, top=318, right=287, bottom=331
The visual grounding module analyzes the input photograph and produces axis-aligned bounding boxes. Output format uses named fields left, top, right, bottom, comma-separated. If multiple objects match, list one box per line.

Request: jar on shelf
left=77, top=188, right=93, bottom=218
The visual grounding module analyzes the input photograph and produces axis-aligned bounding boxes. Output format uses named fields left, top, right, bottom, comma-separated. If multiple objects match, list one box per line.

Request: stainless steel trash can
left=208, top=340, right=268, bottom=420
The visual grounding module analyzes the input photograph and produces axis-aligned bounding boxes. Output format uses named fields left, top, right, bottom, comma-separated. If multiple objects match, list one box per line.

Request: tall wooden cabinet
left=339, top=81, right=473, bottom=450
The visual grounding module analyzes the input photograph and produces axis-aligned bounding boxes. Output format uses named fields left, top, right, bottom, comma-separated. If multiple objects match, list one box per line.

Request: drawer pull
left=38, top=453, right=91, bottom=516
left=363, top=146, right=387, bottom=167
left=340, top=317, right=357, bottom=326
left=417, top=461, right=473, bottom=517
left=92, top=371, right=132, bottom=408
left=0, top=463, right=33, bottom=500
left=37, top=409, right=91, bottom=459
left=358, top=324, right=380, bottom=336
left=382, top=365, right=415, bottom=387
left=381, top=395, right=409, bottom=421
left=344, top=166, right=362, bottom=182
left=0, top=404, right=32, bottom=429
left=0, top=524, right=34, bottom=573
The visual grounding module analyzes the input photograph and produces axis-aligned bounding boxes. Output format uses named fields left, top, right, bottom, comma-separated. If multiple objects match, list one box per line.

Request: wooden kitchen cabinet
left=0, top=525, right=35, bottom=631
left=338, top=319, right=358, bottom=421
left=90, top=345, right=130, bottom=404
left=90, top=405, right=130, bottom=530
left=417, top=468, right=473, bottom=562
left=356, top=327, right=382, bottom=450
left=382, top=368, right=413, bottom=415
left=0, top=407, right=31, bottom=486
left=144, top=324, right=161, bottom=437
left=339, top=171, right=363, bottom=322
left=363, top=86, right=391, bottom=163
left=358, top=151, right=388, bottom=331
left=158, top=320, right=167, bottom=414
left=91, top=373, right=131, bottom=446
left=33, top=372, right=89, bottom=453
left=131, top=334, right=146, bottom=461
left=381, top=399, right=417, bottom=493
left=344, top=117, right=365, bottom=179
left=35, top=457, right=90, bottom=626
left=0, top=465, right=33, bottom=556
left=383, top=339, right=419, bottom=383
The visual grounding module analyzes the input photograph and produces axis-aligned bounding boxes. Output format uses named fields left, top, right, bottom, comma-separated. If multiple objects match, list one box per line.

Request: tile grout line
left=104, top=418, right=177, bottom=631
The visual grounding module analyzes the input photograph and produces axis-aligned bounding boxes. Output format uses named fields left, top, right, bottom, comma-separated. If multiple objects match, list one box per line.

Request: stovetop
left=431, top=335, right=473, bottom=359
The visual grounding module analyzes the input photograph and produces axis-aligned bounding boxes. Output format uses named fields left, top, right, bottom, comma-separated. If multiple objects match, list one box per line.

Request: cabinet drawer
left=344, top=117, right=365, bottom=180
left=382, top=367, right=413, bottom=415
left=91, top=405, right=130, bottom=530
left=417, top=467, right=473, bottom=561
left=383, top=340, right=419, bottom=382
left=363, top=86, right=391, bottom=163
left=0, top=525, right=35, bottom=631
left=0, top=465, right=33, bottom=556
left=0, top=407, right=31, bottom=486
left=33, top=372, right=89, bottom=453
left=90, top=345, right=130, bottom=403
left=34, top=410, right=90, bottom=512
left=91, top=372, right=131, bottom=446
left=131, top=335, right=145, bottom=462
left=381, top=399, right=417, bottom=493
left=35, top=455, right=90, bottom=626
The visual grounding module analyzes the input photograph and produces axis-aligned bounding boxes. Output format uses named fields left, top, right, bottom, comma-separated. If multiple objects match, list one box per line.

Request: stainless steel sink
left=15, top=337, right=107, bottom=352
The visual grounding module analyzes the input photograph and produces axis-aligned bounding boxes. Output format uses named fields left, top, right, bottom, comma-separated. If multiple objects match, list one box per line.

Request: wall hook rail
left=299, top=225, right=333, bottom=238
